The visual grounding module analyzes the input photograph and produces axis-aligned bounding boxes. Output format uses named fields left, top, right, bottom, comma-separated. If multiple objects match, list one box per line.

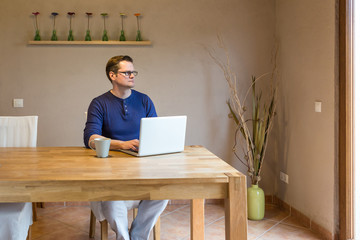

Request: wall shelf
left=28, top=40, right=152, bottom=46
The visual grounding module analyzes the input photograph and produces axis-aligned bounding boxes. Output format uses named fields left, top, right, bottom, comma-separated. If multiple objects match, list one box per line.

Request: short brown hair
left=105, top=55, right=133, bottom=82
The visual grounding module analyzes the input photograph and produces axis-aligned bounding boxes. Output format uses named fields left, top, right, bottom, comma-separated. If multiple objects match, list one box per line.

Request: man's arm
left=88, top=134, right=139, bottom=151
left=145, top=95, right=157, bottom=117
left=85, top=99, right=138, bottom=150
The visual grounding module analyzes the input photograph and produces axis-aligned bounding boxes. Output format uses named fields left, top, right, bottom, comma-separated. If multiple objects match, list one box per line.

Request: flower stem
left=35, top=16, right=38, bottom=31
left=121, top=16, right=124, bottom=31
left=136, top=16, right=140, bottom=31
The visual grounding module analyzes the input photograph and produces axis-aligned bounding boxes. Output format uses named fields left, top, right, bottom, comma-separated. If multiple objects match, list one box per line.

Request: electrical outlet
left=13, top=99, right=24, bottom=108
left=280, top=171, right=289, bottom=184
left=315, top=101, right=322, bottom=112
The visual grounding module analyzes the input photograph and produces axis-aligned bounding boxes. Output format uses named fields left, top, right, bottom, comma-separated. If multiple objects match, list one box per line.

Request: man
left=84, top=55, right=168, bottom=240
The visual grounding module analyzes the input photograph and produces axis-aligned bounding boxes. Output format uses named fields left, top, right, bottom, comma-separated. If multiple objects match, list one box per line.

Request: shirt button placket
left=124, top=100, right=128, bottom=115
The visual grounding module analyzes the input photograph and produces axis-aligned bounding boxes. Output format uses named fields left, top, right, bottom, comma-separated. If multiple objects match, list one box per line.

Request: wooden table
left=0, top=145, right=247, bottom=239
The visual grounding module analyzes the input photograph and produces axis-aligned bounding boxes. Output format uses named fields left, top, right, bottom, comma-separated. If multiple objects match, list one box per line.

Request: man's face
left=110, top=61, right=136, bottom=89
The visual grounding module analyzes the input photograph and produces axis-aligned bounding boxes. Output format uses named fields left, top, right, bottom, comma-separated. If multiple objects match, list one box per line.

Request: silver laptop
left=120, top=116, right=187, bottom=157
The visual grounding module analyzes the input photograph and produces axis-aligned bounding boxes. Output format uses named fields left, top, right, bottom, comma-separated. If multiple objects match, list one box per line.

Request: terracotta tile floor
left=31, top=203, right=323, bottom=240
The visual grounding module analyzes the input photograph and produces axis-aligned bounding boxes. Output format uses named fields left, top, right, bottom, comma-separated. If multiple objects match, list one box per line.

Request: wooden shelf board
left=28, top=40, right=152, bottom=46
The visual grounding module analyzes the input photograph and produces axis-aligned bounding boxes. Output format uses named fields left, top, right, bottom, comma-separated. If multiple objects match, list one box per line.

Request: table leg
left=191, top=198, right=205, bottom=240
left=225, top=172, right=247, bottom=240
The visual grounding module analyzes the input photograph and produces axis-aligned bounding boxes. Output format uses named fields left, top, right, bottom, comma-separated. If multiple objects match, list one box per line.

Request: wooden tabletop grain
left=0, top=145, right=242, bottom=202
left=0, top=145, right=238, bottom=182
left=0, top=145, right=247, bottom=239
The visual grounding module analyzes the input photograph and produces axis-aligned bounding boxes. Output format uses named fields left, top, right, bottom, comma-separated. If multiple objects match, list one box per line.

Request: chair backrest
left=0, top=116, right=38, bottom=147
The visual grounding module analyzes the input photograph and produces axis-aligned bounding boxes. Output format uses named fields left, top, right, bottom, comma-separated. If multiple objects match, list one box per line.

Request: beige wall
left=0, top=0, right=275, bottom=184
left=0, top=0, right=339, bottom=235
left=275, top=0, right=337, bottom=234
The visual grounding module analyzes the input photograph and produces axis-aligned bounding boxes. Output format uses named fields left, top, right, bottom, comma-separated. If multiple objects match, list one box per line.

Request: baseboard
left=267, top=195, right=338, bottom=240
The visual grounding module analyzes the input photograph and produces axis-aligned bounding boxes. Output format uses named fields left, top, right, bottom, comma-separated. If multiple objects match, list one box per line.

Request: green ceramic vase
left=136, top=30, right=142, bottom=41
left=102, top=30, right=108, bottom=41
left=34, top=30, right=41, bottom=41
left=119, top=30, right=126, bottom=41
left=68, top=30, right=74, bottom=41
left=85, top=30, right=91, bottom=41
left=51, top=30, right=58, bottom=41
left=247, top=184, right=265, bottom=220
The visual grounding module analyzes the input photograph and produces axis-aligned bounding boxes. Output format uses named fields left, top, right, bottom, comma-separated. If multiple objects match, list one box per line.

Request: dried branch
left=208, top=35, right=278, bottom=185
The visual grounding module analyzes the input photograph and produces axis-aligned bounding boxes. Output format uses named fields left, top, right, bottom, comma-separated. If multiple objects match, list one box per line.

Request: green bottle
left=102, top=30, right=108, bottom=41
left=34, top=30, right=41, bottom=41
left=68, top=30, right=74, bottom=41
left=85, top=30, right=91, bottom=41
left=119, top=30, right=126, bottom=41
left=51, top=30, right=58, bottom=41
left=135, top=30, right=142, bottom=41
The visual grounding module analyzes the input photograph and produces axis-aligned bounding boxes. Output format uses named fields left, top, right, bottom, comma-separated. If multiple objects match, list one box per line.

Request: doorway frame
left=339, top=0, right=353, bottom=239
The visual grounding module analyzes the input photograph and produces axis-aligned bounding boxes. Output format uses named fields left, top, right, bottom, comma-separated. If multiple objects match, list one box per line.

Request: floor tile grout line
left=180, top=235, right=189, bottom=240
left=37, top=205, right=294, bottom=239
left=36, top=206, right=67, bottom=217
left=178, top=215, right=225, bottom=240
left=33, top=205, right=321, bottom=240
left=36, top=205, right=91, bottom=220
left=37, top=208, right=97, bottom=236
left=263, top=211, right=316, bottom=231
left=31, top=217, right=79, bottom=240
left=278, top=218, right=315, bottom=231
left=206, top=216, right=225, bottom=226
left=48, top=216, right=93, bottom=236
left=37, top=205, right=189, bottom=238
left=161, top=204, right=189, bottom=217
left=263, top=215, right=289, bottom=222
left=254, top=214, right=292, bottom=240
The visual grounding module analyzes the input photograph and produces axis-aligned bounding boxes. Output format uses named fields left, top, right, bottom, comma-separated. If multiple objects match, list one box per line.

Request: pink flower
left=67, top=12, right=75, bottom=30
left=32, top=12, right=40, bottom=30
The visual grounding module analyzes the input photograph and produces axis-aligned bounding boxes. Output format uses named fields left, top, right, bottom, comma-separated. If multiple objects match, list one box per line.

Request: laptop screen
left=137, top=116, right=187, bottom=156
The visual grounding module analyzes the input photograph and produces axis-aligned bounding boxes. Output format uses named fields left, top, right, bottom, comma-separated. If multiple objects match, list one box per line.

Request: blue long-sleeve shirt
left=83, top=90, right=157, bottom=148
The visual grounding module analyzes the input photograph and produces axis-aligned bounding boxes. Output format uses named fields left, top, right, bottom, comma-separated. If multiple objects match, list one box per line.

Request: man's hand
left=88, top=134, right=139, bottom=151
left=118, top=139, right=139, bottom=151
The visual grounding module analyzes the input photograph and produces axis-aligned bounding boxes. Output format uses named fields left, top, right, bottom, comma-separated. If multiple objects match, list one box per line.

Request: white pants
left=101, top=200, right=168, bottom=240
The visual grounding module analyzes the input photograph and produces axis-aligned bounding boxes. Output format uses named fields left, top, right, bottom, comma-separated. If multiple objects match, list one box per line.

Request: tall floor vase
left=247, top=184, right=265, bottom=220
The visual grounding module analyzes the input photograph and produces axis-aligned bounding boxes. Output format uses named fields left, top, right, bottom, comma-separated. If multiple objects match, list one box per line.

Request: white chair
left=0, top=116, right=38, bottom=240
left=0, top=116, right=38, bottom=147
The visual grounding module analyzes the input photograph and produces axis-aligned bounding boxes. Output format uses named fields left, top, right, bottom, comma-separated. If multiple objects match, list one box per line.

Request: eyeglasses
left=118, top=71, right=138, bottom=77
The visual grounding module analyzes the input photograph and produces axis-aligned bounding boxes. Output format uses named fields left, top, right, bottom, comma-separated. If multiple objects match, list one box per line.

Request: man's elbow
left=84, top=135, right=91, bottom=148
